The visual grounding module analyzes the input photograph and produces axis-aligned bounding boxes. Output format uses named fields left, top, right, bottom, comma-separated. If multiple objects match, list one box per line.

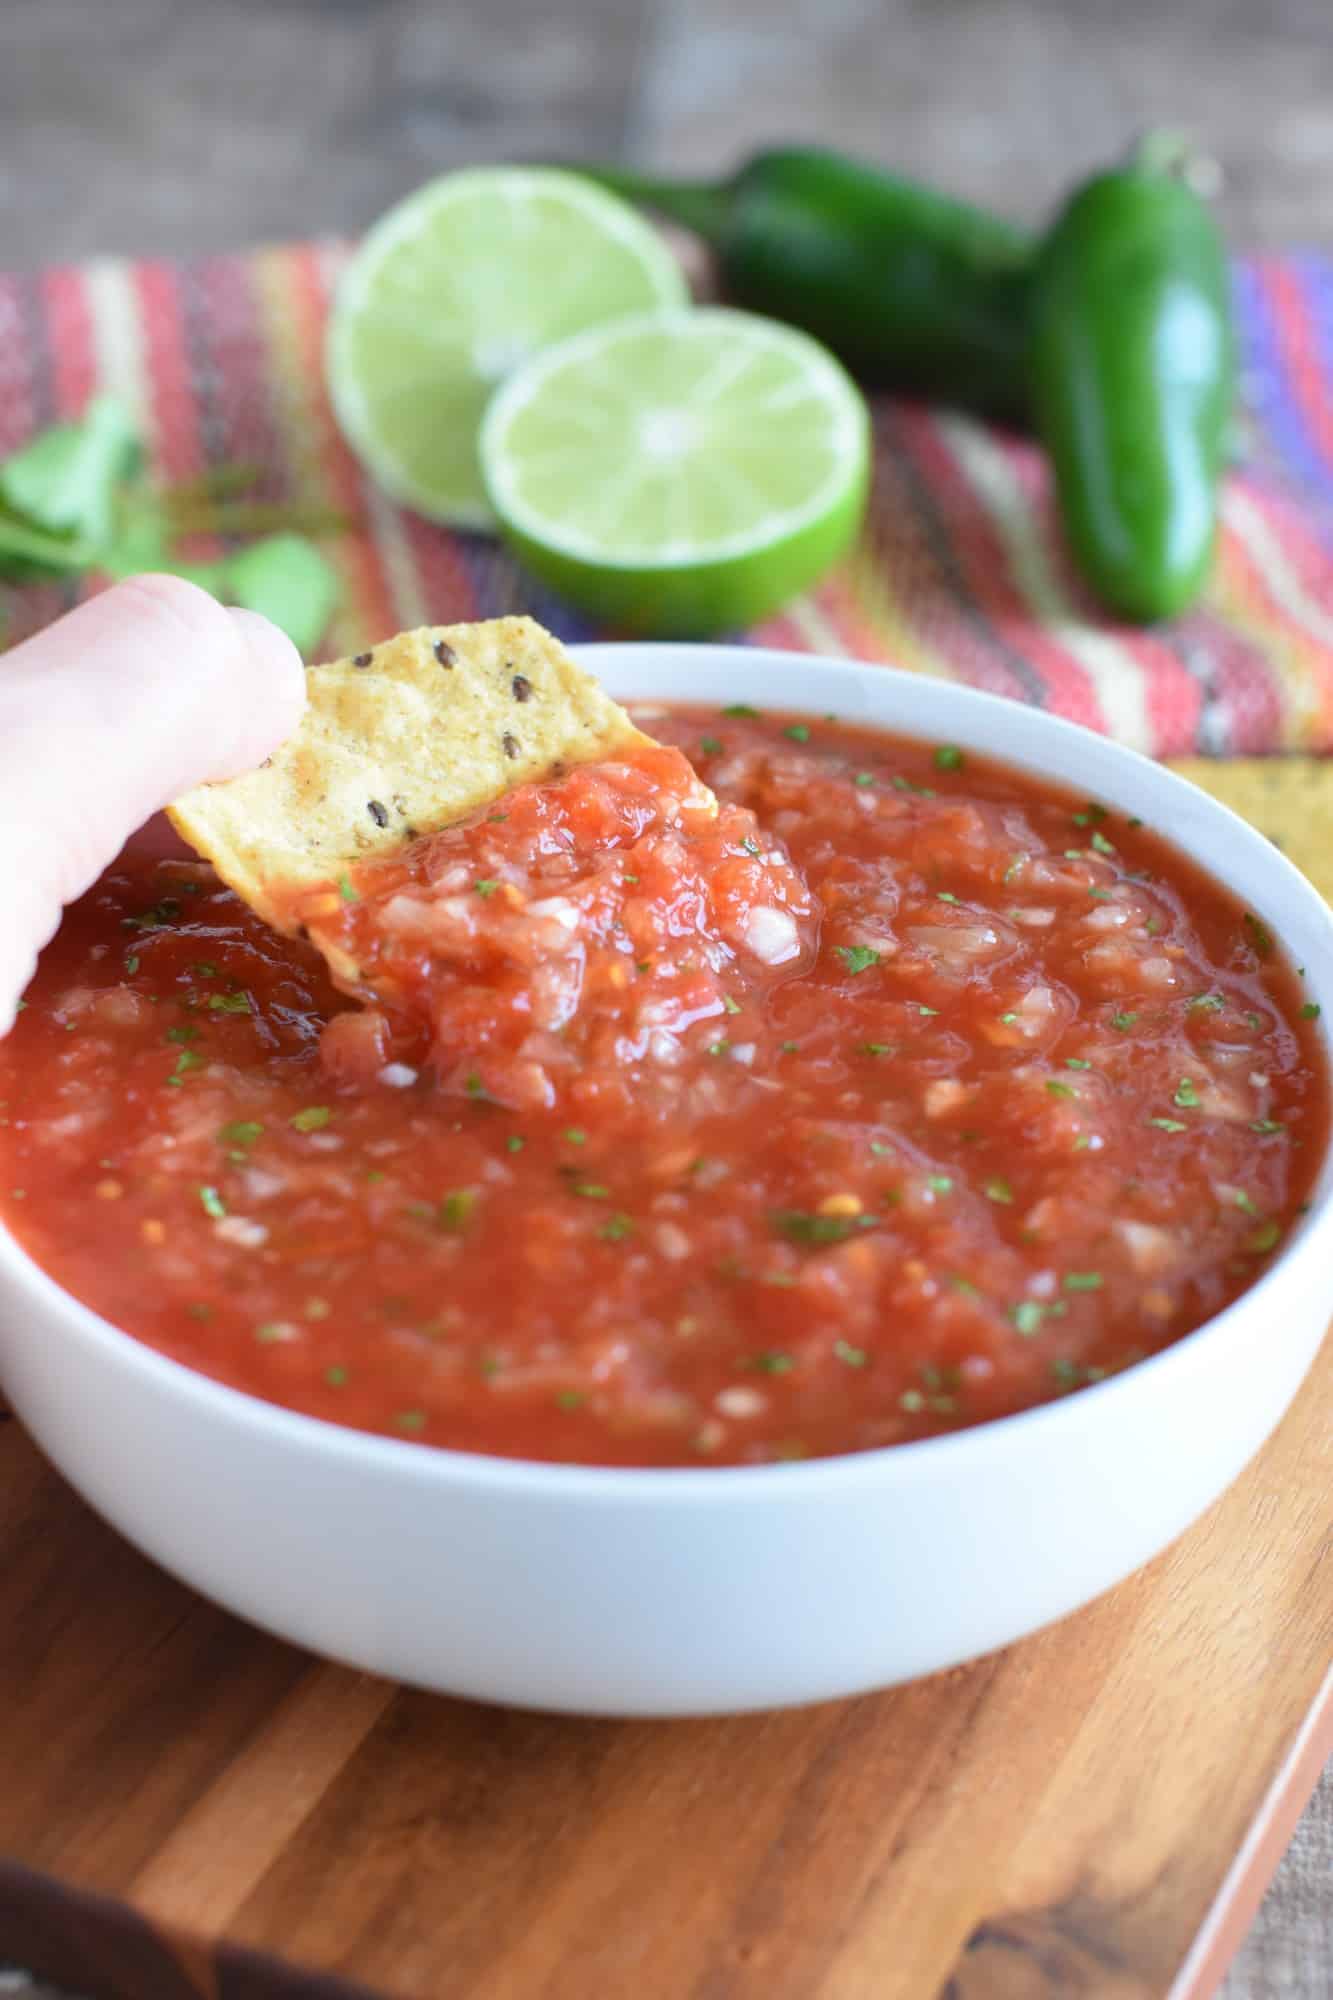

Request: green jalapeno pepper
left=1027, top=142, right=1234, bottom=621
left=582, top=147, right=1034, bottom=417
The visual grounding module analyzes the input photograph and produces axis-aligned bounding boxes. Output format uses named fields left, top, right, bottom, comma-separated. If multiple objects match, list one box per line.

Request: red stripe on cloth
left=191, top=253, right=289, bottom=502
left=0, top=272, right=41, bottom=455
left=133, top=260, right=206, bottom=483
left=904, top=410, right=1108, bottom=727
left=1259, top=258, right=1333, bottom=483
left=287, top=243, right=398, bottom=645
left=995, top=428, right=1204, bottom=753
left=1181, top=608, right=1288, bottom=755
left=401, top=512, right=481, bottom=628
left=40, top=266, right=97, bottom=420
left=864, top=411, right=1032, bottom=703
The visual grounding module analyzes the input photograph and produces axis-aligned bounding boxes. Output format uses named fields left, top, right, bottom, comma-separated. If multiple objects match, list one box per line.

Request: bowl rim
left=2, top=640, right=1331, bottom=1504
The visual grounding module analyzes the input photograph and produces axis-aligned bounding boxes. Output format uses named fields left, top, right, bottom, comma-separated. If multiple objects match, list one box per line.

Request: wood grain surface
left=0, top=1333, right=1326, bottom=2000
left=6, top=0, right=1333, bottom=266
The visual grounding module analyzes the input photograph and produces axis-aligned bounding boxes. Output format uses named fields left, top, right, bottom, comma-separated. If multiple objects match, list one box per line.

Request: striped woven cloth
left=3, top=243, right=1333, bottom=757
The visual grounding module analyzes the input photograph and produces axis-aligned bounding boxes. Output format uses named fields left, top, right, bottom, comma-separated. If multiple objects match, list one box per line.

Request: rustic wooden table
left=1, top=4, right=1330, bottom=1995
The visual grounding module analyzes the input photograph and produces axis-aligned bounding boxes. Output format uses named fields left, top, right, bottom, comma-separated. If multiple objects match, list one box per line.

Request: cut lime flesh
left=480, top=308, right=870, bottom=636
left=326, top=169, right=689, bottom=528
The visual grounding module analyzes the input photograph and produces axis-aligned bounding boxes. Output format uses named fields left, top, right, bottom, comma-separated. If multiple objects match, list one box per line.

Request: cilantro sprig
left=0, top=396, right=341, bottom=651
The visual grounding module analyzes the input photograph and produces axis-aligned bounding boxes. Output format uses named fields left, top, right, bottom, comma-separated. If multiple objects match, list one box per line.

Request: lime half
left=326, top=169, right=688, bottom=527
left=480, top=308, right=870, bottom=635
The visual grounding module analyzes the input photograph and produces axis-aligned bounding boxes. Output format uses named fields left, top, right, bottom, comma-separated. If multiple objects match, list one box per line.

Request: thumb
left=0, top=574, right=307, bottom=1031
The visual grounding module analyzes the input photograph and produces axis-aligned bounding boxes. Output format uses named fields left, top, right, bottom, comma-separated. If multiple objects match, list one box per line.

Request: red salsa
left=0, top=708, right=1324, bottom=1467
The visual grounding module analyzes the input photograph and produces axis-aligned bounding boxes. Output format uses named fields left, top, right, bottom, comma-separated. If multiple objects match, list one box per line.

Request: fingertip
left=219, top=608, right=308, bottom=775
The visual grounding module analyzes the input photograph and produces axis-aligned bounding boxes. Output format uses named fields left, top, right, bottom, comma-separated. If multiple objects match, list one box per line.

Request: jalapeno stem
left=578, top=166, right=734, bottom=246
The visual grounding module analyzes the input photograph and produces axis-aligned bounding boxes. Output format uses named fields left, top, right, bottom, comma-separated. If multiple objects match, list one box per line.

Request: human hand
left=0, top=575, right=306, bottom=1033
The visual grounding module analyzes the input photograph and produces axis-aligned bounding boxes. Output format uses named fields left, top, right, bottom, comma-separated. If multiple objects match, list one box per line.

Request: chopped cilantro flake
left=934, top=744, right=965, bottom=771
left=751, top=1350, right=794, bottom=1373
left=208, top=991, right=252, bottom=1013
left=325, top=1366, right=348, bottom=1387
left=1063, top=1271, right=1103, bottom=1291
left=219, top=1121, right=263, bottom=1147
left=599, top=1212, right=634, bottom=1242
left=555, top=1390, right=585, bottom=1411
left=784, top=723, right=811, bottom=743
left=1149, top=1116, right=1187, bottom=1133
left=1173, top=1077, right=1200, bottom=1108
left=861, top=1041, right=894, bottom=1057
left=564, top=1127, right=586, bottom=1145
left=573, top=1182, right=609, bottom=1200
left=1302, top=1002, right=1322, bottom=1020
left=1112, top=1011, right=1138, bottom=1031
left=723, top=994, right=742, bottom=1015
left=291, top=1106, right=332, bottom=1132
left=700, top=735, right=723, bottom=755
left=854, top=771, right=875, bottom=787
left=438, top=1188, right=477, bottom=1231
left=927, top=1175, right=953, bottom=1195
left=506, top=1134, right=525, bottom=1153
left=125, top=956, right=140, bottom=975
left=1188, top=993, right=1224, bottom=1012
left=338, top=873, right=358, bottom=903
left=772, top=1209, right=876, bottom=1245
left=1046, top=1080, right=1076, bottom=1100
left=707, top=1039, right=731, bottom=1057
left=780, top=1040, right=800, bottom=1053
left=1010, top=1301, right=1045, bottom=1336
left=1243, top=913, right=1273, bottom=959
left=916, top=1004, right=939, bottom=1017
left=984, top=1177, right=1014, bottom=1203
left=394, top=1410, right=427, bottom=1432
left=722, top=703, right=759, bottom=718
left=834, top=1340, right=867, bottom=1368
left=198, top=1185, right=226, bottom=1219
left=473, top=879, right=500, bottom=898
left=1250, top=1119, right=1284, bottom=1135
left=1065, top=1057, right=1091, bottom=1070
left=1247, top=1220, right=1281, bottom=1253
left=1089, top=830, right=1116, bottom=855
left=938, top=891, right=959, bottom=904
left=836, top=945, right=880, bottom=975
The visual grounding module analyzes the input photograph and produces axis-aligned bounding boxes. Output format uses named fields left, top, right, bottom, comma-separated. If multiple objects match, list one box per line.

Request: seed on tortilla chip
left=1167, top=757, right=1333, bottom=905
left=169, top=616, right=650, bottom=936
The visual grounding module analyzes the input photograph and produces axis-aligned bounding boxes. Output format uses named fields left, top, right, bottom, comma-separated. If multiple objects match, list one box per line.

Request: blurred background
left=5, top=0, right=1333, bottom=265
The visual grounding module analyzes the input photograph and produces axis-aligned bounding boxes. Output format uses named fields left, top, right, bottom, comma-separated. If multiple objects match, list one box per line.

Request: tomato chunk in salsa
left=0, top=707, right=1323, bottom=1467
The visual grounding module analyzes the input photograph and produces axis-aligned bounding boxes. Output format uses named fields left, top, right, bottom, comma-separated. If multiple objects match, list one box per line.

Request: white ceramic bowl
left=2, top=646, right=1331, bottom=1716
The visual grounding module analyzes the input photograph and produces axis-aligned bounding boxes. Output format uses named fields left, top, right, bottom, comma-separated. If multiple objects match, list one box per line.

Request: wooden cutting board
left=0, top=1338, right=1328, bottom=2000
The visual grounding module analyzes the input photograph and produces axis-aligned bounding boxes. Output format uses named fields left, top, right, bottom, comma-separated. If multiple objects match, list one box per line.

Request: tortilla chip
left=169, top=616, right=646, bottom=933
left=1167, top=757, right=1333, bottom=904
